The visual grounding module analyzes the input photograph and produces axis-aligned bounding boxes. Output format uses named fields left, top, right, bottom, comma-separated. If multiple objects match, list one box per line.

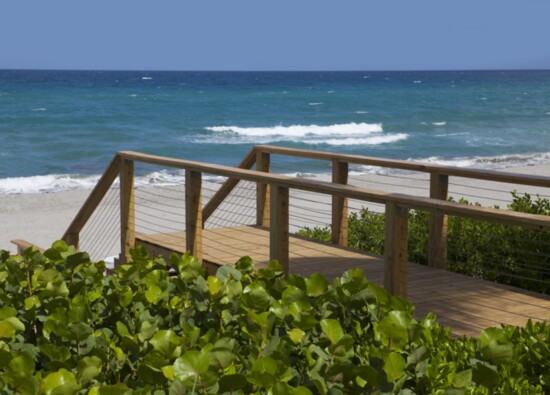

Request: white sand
left=1, top=163, right=549, bottom=256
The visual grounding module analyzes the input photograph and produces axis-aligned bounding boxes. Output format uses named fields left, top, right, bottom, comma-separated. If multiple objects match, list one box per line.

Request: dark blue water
left=1, top=70, right=549, bottom=193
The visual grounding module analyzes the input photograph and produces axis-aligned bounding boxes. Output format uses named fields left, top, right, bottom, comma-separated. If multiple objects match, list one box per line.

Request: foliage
left=298, top=193, right=550, bottom=293
left=0, top=244, right=549, bottom=393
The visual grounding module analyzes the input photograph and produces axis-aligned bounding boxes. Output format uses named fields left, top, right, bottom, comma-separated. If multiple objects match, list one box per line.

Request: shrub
left=298, top=193, right=550, bottom=293
left=0, top=244, right=549, bottom=393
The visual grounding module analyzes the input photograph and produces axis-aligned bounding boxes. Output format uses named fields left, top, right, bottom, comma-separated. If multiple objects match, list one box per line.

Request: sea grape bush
left=0, top=243, right=549, bottom=394
left=298, top=193, right=550, bottom=293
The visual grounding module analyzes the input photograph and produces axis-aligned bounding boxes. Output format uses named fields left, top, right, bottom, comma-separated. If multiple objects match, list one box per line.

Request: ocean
left=0, top=69, right=549, bottom=194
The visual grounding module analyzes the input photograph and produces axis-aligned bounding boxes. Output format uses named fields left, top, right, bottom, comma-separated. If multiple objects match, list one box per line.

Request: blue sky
left=1, top=0, right=550, bottom=71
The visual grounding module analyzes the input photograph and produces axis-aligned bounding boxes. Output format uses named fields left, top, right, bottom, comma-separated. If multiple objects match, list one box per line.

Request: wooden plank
left=11, top=239, right=45, bottom=254
left=331, top=160, right=348, bottom=246
left=202, top=148, right=256, bottom=225
left=186, top=169, right=203, bottom=263
left=120, top=158, right=135, bottom=264
left=255, top=145, right=550, bottom=188
left=428, top=172, right=448, bottom=269
left=256, top=151, right=270, bottom=227
left=117, top=151, right=550, bottom=231
left=270, top=185, right=290, bottom=275
left=62, top=155, right=120, bottom=244
left=384, top=202, right=409, bottom=298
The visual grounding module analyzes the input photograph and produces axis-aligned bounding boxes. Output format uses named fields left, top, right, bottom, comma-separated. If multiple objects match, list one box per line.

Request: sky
left=1, top=1, right=550, bottom=71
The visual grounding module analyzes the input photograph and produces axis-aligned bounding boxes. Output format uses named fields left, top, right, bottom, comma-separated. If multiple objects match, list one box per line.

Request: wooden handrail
left=255, top=145, right=550, bottom=188
left=117, top=150, right=550, bottom=231
left=62, top=155, right=120, bottom=247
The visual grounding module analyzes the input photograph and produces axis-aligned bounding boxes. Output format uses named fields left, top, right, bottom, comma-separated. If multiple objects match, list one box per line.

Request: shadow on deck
left=135, top=225, right=550, bottom=338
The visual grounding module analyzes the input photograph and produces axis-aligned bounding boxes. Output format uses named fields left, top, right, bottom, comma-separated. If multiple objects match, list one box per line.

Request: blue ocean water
left=0, top=70, right=549, bottom=193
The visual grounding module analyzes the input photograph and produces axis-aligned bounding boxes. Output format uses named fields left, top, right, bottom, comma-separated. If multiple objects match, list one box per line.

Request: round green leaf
left=43, top=369, right=78, bottom=395
left=305, top=273, right=329, bottom=297
left=173, top=350, right=210, bottom=383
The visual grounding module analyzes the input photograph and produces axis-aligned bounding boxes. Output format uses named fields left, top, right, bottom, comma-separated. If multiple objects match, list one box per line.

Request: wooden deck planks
left=135, top=225, right=550, bottom=338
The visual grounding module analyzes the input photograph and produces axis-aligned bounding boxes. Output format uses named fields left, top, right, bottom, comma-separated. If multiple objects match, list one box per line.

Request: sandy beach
left=1, top=163, right=549, bottom=258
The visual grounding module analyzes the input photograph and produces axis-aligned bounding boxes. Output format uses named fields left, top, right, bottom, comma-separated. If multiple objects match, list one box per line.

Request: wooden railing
left=62, top=149, right=550, bottom=299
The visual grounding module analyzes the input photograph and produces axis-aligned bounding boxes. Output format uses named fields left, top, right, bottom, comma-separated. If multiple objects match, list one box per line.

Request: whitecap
left=141, top=76, right=153, bottom=80
left=129, top=94, right=138, bottom=97
left=205, top=122, right=383, bottom=137
left=327, top=91, right=335, bottom=94
left=546, top=112, right=550, bottom=115
left=307, top=133, right=408, bottom=146
left=31, top=108, right=47, bottom=111
left=0, top=174, right=101, bottom=194
left=432, top=121, right=447, bottom=126
left=413, top=80, right=422, bottom=84
left=308, top=102, right=323, bottom=106
left=435, top=132, right=470, bottom=137
left=355, top=111, right=368, bottom=114
left=410, top=152, right=550, bottom=169
left=363, top=76, right=370, bottom=79
left=480, top=97, right=487, bottom=100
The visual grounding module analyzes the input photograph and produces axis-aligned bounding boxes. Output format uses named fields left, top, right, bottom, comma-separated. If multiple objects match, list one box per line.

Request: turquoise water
left=0, top=70, right=549, bottom=193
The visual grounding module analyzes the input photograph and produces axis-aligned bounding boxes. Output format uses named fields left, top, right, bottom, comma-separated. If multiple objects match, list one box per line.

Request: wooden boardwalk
left=136, top=225, right=550, bottom=338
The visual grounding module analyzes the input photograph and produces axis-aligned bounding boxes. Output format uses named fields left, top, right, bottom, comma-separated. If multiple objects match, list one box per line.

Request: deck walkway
left=136, top=225, right=550, bottom=338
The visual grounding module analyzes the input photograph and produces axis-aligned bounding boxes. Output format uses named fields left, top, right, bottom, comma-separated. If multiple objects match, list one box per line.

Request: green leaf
left=320, top=319, right=344, bottom=344
left=145, top=285, right=163, bottom=304
left=77, top=356, right=102, bottom=384
left=242, top=283, right=271, bottom=311
left=217, top=265, right=242, bottom=281
left=0, top=317, right=25, bottom=338
left=43, top=369, right=78, bottom=395
left=471, top=359, right=500, bottom=388
left=235, top=256, right=254, bottom=274
left=207, top=276, right=223, bottom=296
left=305, top=273, right=329, bottom=297
left=209, top=348, right=235, bottom=370
left=385, top=352, right=406, bottom=382
left=288, top=328, right=306, bottom=344
left=376, top=311, right=412, bottom=349
left=173, top=350, right=210, bottom=383
left=119, top=285, right=133, bottom=307
left=453, top=369, right=472, bottom=388
left=150, top=330, right=180, bottom=357
left=218, top=374, right=247, bottom=393
left=0, top=306, right=17, bottom=319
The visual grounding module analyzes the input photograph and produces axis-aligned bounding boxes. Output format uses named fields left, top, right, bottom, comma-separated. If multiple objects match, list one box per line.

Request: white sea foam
left=31, top=108, right=47, bottom=111
left=307, top=133, right=408, bottom=146
left=411, top=152, right=550, bottom=169
left=355, top=111, right=368, bottom=114
left=435, top=132, right=470, bottom=137
left=0, top=174, right=102, bottom=195
left=546, top=112, right=550, bottom=115
left=141, top=77, right=153, bottom=80
left=205, top=122, right=383, bottom=137
left=327, top=91, right=335, bottom=94
left=413, top=80, right=422, bottom=84
left=129, top=94, right=138, bottom=97
left=308, top=102, right=323, bottom=106
left=432, top=121, right=447, bottom=126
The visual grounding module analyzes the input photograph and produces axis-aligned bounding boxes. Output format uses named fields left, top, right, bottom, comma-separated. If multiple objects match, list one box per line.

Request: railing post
left=384, top=201, right=409, bottom=298
left=120, top=158, right=135, bottom=264
left=256, top=151, right=271, bottom=227
left=428, top=172, right=449, bottom=269
left=186, top=169, right=203, bottom=263
left=270, top=183, right=289, bottom=276
left=65, top=233, right=79, bottom=250
left=331, top=160, right=348, bottom=246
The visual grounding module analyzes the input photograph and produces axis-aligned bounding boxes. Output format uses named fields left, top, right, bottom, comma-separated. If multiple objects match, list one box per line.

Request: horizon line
left=2, top=67, right=550, bottom=73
